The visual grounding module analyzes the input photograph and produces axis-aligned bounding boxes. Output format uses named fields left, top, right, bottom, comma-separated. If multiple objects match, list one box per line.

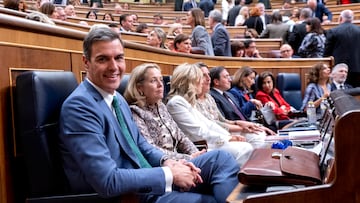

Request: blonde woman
left=167, top=23, right=183, bottom=36
left=235, top=6, right=249, bottom=26
left=146, top=28, right=168, bottom=49
left=166, top=63, right=253, bottom=167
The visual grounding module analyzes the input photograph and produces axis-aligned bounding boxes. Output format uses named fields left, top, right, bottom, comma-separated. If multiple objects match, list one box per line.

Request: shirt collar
left=86, top=78, right=115, bottom=110
left=213, top=87, right=224, bottom=95
left=332, top=81, right=343, bottom=89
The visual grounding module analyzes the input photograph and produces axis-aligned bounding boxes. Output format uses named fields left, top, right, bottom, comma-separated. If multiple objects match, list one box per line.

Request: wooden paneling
left=0, top=13, right=334, bottom=203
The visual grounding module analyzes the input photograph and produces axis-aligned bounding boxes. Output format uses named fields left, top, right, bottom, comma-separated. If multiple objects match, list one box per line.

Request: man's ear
left=83, top=55, right=89, bottom=70
left=214, top=78, right=220, bottom=86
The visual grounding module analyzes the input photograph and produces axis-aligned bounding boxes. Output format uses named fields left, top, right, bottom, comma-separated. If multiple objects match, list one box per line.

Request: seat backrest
left=117, top=74, right=130, bottom=95
left=276, top=73, right=302, bottom=110
left=163, top=75, right=171, bottom=100
left=15, top=71, right=78, bottom=197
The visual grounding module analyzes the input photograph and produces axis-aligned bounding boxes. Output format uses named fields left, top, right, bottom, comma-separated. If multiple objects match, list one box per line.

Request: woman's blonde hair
left=167, top=63, right=202, bottom=106
left=124, top=63, right=161, bottom=107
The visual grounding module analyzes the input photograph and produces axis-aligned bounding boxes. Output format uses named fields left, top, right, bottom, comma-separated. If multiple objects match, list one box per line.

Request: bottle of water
left=307, top=101, right=317, bottom=126
left=320, top=98, right=328, bottom=117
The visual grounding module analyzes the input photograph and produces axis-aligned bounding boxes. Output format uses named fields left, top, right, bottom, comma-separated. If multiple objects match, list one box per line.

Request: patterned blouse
left=195, top=93, right=230, bottom=131
left=298, top=33, right=326, bottom=58
left=130, top=102, right=198, bottom=160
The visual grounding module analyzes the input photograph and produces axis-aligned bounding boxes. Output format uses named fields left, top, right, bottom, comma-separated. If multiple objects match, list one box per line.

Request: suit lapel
left=83, top=80, right=141, bottom=168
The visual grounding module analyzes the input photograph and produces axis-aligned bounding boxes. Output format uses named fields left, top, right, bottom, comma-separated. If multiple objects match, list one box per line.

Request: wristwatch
left=160, top=155, right=170, bottom=166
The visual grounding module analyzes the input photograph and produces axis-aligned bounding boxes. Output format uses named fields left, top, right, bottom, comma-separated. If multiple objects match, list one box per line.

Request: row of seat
left=14, top=70, right=301, bottom=202
left=119, top=72, right=302, bottom=110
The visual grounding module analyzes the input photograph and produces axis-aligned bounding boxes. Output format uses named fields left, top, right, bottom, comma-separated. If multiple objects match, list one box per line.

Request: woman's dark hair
left=4, top=0, right=19, bottom=10
left=103, top=12, right=114, bottom=21
left=135, top=23, right=148, bottom=33
left=244, top=39, right=254, bottom=48
left=305, top=17, right=323, bottom=34
left=271, top=11, right=283, bottom=23
left=173, top=33, right=190, bottom=50
left=257, top=71, right=276, bottom=92
left=232, top=66, right=256, bottom=91
left=39, top=2, right=55, bottom=17
left=86, top=10, right=98, bottom=19
left=231, top=41, right=245, bottom=57
left=307, top=62, right=329, bottom=84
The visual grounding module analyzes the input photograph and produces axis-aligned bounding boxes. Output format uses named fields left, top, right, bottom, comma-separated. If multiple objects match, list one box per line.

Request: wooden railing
left=0, top=12, right=334, bottom=203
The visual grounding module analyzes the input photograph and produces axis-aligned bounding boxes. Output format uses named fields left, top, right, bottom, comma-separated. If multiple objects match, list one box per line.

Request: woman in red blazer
left=255, top=71, right=292, bottom=120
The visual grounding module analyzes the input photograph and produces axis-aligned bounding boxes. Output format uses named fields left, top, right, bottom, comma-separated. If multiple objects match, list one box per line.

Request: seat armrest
left=193, top=140, right=208, bottom=151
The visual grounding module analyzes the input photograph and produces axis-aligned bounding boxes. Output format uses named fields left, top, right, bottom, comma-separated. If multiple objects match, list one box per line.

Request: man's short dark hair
left=119, top=13, right=131, bottom=25
left=243, top=39, right=254, bottom=48
left=83, top=27, right=123, bottom=60
left=209, top=66, right=226, bottom=87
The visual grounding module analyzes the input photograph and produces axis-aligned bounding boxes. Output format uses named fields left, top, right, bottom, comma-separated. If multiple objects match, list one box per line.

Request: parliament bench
left=0, top=13, right=334, bottom=203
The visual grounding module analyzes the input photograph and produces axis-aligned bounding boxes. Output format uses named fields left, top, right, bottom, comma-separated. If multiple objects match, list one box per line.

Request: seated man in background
left=153, top=13, right=168, bottom=25
left=330, top=63, right=353, bottom=91
left=59, top=27, right=239, bottom=203
left=209, top=66, right=275, bottom=134
left=119, top=13, right=134, bottom=32
left=279, top=44, right=298, bottom=58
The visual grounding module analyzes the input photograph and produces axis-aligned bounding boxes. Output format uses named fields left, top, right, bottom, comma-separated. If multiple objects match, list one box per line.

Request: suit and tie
left=211, top=23, right=232, bottom=56
left=288, top=22, right=307, bottom=56
left=330, top=82, right=353, bottom=91
left=312, top=3, right=332, bottom=23
left=60, top=79, right=239, bottom=202
left=210, top=88, right=247, bottom=121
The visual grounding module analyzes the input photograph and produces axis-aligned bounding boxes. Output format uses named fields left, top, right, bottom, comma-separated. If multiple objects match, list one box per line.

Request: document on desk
left=265, top=130, right=321, bottom=141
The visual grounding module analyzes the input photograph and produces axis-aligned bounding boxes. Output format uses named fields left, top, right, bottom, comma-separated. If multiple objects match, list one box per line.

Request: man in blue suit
left=307, top=0, right=332, bottom=23
left=209, top=9, right=232, bottom=56
left=59, top=27, right=239, bottom=203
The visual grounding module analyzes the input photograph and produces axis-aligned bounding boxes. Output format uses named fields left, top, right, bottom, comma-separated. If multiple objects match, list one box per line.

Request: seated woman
left=167, top=23, right=183, bottom=36
left=301, top=62, right=331, bottom=114
left=255, top=71, right=294, bottom=129
left=124, top=63, right=205, bottom=161
left=195, top=63, right=271, bottom=148
left=229, top=66, right=263, bottom=118
left=146, top=28, right=167, bottom=49
left=85, top=10, right=98, bottom=20
left=135, top=23, right=150, bottom=34
left=103, top=12, right=114, bottom=21
left=230, top=41, right=245, bottom=57
left=166, top=63, right=253, bottom=166
left=172, top=34, right=192, bottom=53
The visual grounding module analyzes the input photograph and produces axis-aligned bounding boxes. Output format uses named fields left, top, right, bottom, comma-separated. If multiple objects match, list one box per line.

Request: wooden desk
left=227, top=89, right=360, bottom=203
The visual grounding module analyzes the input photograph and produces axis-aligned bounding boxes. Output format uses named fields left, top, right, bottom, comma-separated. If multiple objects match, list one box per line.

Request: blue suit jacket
left=228, top=86, right=256, bottom=118
left=314, top=3, right=332, bottom=22
left=210, top=88, right=248, bottom=121
left=59, top=80, right=165, bottom=198
left=211, top=23, right=232, bottom=56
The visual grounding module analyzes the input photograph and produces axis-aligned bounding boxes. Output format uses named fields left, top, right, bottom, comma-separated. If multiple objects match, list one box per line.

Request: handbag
left=238, top=147, right=322, bottom=186
left=260, top=105, right=277, bottom=125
